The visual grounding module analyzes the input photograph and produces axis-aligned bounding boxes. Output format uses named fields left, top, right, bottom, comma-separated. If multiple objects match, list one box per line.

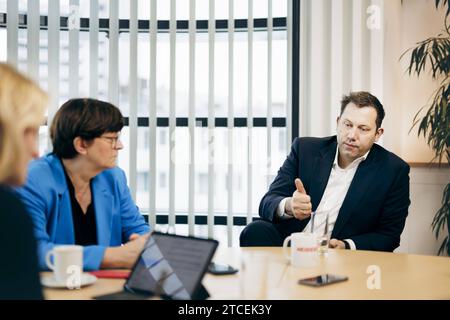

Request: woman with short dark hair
left=18, top=98, right=150, bottom=271
left=50, top=98, right=124, bottom=159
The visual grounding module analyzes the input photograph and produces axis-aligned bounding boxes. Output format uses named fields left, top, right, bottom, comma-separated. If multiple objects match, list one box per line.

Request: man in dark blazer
left=240, top=91, right=410, bottom=252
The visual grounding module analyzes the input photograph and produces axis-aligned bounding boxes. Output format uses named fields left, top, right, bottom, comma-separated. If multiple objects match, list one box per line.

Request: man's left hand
left=329, top=239, right=346, bottom=249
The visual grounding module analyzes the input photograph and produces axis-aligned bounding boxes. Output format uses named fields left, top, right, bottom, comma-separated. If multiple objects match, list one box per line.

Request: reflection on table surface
left=43, top=247, right=450, bottom=300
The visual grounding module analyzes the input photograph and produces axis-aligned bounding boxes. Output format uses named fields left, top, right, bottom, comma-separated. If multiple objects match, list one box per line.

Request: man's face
left=336, top=102, right=383, bottom=164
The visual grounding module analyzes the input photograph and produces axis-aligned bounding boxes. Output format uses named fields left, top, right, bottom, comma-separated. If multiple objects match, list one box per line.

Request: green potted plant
left=401, top=0, right=450, bottom=255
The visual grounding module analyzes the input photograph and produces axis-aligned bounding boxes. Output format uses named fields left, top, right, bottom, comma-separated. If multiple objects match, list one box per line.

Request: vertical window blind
left=0, top=0, right=296, bottom=246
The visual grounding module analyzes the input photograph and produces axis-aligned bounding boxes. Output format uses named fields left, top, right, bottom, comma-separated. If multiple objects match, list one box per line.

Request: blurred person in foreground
left=0, top=63, right=47, bottom=299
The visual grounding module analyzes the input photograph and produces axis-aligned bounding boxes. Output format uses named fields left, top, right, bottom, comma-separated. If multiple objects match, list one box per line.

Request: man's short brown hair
left=50, top=98, right=124, bottom=159
left=340, top=91, right=385, bottom=129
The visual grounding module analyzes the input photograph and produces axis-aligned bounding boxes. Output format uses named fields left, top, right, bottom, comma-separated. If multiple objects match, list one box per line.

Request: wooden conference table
left=43, top=247, right=450, bottom=300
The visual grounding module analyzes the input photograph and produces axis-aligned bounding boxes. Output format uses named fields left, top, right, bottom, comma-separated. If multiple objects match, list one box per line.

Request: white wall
left=383, top=0, right=446, bottom=162
left=397, top=167, right=450, bottom=255
left=383, top=0, right=449, bottom=256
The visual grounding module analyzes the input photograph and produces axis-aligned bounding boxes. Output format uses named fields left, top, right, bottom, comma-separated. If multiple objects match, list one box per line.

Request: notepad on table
left=89, top=270, right=130, bottom=279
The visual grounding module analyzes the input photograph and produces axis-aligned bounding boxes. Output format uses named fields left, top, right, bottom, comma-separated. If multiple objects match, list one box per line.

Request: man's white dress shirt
left=276, top=147, right=370, bottom=250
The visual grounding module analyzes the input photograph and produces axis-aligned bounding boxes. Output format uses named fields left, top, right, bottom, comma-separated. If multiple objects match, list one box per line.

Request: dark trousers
left=239, top=218, right=306, bottom=246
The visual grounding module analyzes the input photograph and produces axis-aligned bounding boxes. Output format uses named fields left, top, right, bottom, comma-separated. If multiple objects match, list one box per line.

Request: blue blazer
left=259, top=136, right=410, bottom=252
left=17, top=154, right=150, bottom=271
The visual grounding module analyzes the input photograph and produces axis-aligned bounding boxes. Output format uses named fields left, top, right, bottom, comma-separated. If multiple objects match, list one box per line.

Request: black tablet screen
left=125, top=232, right=218, bottom=300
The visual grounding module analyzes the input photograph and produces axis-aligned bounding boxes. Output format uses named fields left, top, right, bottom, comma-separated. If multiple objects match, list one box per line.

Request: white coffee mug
left=283, top=232, right=318, bottom=268
left=45, top=245, right=83, bottom=284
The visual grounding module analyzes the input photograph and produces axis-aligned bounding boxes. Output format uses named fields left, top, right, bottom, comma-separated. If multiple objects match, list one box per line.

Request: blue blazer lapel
left=47, top=154, right=113, bottom=246
left=55, top=191, right=76, bottom=243
left=46, top=154, right=75, bottom=243
left=309, top=140, right=337, bottom=211
left=92, top=178, right=113, bottom=246
left=331, top=148, right=382, bottom=238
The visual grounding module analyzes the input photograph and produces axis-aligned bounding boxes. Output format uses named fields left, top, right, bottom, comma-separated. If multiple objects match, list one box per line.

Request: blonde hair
left=0, top=63, right=48, bottom=184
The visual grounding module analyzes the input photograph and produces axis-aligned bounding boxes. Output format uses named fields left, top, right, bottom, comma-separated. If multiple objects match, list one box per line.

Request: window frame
left=0, top=5, right=300, bottom=227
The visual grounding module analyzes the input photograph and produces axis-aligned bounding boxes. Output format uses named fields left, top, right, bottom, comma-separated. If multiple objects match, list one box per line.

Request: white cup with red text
left=282, top=232, right=318, bottom=268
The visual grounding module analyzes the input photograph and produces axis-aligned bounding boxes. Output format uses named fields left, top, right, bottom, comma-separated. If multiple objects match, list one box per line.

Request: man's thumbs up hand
left=286, top=178, right=312, bottom=220
left=295, top=178, right=306, bottom=194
